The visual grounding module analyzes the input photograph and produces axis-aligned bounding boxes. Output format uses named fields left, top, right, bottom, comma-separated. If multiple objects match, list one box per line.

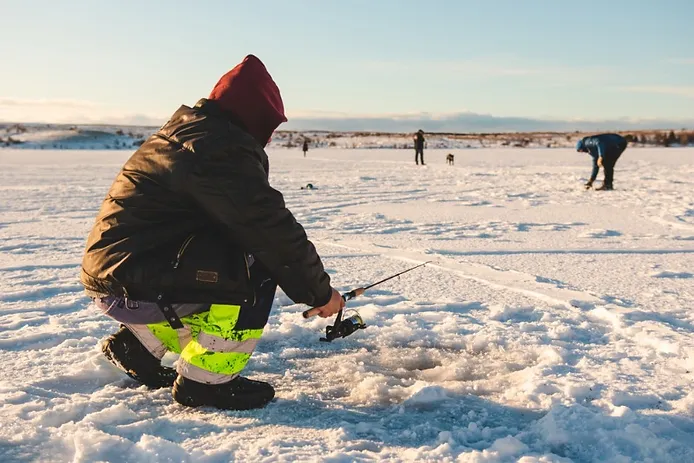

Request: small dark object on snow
left=446, top=153, right=455, bottom=165
left=301, top=183, right=314, bottom=190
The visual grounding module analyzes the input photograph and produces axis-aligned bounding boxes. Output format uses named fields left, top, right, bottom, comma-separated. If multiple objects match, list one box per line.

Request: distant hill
left=0, top=123, right=155, bottom=150
left=1, top=123, right=692, bottom=150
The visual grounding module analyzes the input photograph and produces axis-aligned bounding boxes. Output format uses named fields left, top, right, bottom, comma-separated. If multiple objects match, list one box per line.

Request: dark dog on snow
left=446, top=153, right=454, bottom=165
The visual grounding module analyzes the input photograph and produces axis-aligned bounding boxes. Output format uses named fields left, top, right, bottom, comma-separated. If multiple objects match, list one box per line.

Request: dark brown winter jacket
left=80, top=99, right=332, bottom=307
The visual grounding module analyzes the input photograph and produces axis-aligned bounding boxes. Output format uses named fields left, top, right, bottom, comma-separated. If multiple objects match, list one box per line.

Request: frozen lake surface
left=1, top=147, right=693, bottom=462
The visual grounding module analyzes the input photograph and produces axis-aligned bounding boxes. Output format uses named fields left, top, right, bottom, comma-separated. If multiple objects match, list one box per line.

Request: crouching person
left=576, top=133, right=628, bottom=190
left=80, top=55, right=344, bottom=410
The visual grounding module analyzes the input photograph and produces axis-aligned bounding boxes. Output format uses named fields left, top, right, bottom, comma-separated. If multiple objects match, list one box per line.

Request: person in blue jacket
left=576, top=133, right=628, bottom=190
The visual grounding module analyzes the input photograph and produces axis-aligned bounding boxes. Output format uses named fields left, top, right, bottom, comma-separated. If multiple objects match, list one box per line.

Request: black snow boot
left=172, top=374, right=275, bottom=410
left=595, top=183, right=613, bottom=191
left=102, top=326, right=177, bottom=389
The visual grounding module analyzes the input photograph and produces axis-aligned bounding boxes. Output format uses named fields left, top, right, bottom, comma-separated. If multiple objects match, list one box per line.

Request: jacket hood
left=576, top=138, right=586, bottom=152
left=208, top=55, right=287, bottom=146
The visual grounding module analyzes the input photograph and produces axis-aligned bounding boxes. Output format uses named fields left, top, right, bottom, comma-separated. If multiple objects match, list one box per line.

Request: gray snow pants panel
left=94, top=296, right=208, bottom=325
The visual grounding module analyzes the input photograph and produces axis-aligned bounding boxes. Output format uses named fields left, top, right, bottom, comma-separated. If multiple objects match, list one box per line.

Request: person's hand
left=584, top=181, right=593, bottom=190
left=597, top=157, right=603, bottom=167
left=313, top=288, right=345, bottom=318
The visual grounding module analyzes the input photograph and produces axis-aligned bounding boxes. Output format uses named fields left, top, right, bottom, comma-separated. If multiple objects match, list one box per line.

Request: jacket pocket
left=168, top=231, right=253, bottom=303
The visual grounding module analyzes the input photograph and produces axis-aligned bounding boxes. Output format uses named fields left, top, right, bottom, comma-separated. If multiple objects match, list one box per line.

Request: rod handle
left=301, top=288, right=365, bottom=318
left=302, top=307, right=321, bottom=318
left=343, top=288, right=365, bottom=301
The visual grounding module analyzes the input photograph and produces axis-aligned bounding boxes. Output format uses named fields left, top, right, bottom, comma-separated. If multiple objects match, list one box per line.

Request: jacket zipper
left=243, top=254, right=256, bottom=305
left=173, top=234, right=195, bottom=269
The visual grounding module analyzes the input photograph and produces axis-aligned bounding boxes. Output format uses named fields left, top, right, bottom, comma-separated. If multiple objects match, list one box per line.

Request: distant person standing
left=576, top=133, right=627, bottom=190
left=302, top=139, right=309, bottom=157
left=414, top=129, right=425, bottom=165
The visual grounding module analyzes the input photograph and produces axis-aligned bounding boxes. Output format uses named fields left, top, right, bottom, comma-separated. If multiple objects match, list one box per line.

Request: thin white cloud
left=666, top=58, right=694, bottom=65
left=358, top=58, right=613, bottom=83
left=287, top=109, right=475, bottom=120
left=622, top=86, right=694, bottom=98
left=0, top=98, right=97, bottom=108
left=362, top=59, right=539, bottom=76
left=2, top=97, right=691, bottom=132
left=283, top=111, right=694, bottom=133
left=0, top=97, right=166, bottom=125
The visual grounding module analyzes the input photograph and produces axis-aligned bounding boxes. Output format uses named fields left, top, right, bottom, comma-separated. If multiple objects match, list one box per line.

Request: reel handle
left=301, top=288, right=365, bottom=318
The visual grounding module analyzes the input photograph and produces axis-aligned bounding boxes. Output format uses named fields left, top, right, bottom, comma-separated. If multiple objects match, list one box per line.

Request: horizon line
left=2, top=119, right=692, bottom=136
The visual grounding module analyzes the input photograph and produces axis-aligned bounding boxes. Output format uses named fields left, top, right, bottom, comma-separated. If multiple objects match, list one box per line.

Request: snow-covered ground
left=1, top=147, right=693, bottom=462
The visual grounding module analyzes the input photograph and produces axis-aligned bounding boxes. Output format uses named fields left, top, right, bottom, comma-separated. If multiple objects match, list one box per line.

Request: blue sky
left=2, top=0, right=693, bottom=131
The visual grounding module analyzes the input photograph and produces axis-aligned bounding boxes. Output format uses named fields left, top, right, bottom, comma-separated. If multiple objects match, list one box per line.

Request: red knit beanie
left=208, top=55, right=287, bottom=145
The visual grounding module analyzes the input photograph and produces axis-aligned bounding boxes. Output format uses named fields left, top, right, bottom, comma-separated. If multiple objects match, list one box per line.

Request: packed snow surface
left=1, top=148, right=693, bottom=462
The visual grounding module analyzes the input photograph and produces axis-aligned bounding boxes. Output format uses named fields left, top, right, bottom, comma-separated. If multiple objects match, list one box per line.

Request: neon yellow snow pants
left=130, top=304, right=264, bottom=384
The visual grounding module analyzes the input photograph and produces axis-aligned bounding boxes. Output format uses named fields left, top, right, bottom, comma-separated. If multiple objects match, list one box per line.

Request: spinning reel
left=302, top=262, right=430, bottom=342
left=320, top=308, right=366, bottom=342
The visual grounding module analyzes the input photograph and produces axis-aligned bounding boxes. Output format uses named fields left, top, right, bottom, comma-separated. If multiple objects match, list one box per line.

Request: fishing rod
left=302, top=261, right=430, bottom=342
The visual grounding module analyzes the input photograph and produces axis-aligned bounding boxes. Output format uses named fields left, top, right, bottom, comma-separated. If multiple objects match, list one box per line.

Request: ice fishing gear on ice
left=302, top=261, right=430, bottom=342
